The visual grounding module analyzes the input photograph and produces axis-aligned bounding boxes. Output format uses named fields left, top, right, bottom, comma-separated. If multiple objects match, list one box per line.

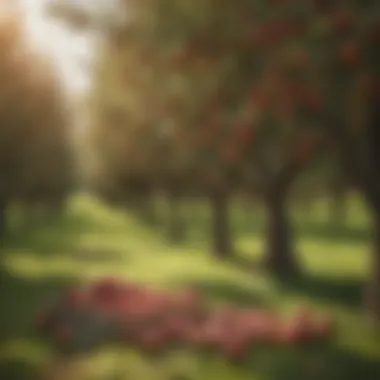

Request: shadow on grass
left=175, top=278, right=380, bottom=379
left=173, top=276, right=272, bottom=309
left=138, top=200, right=371, bottom=249
left=0, top=273, right=76, bottom=377
left=246, top=344, right=380, bottom=380
left=0, top=358, right=41, bottom=380
left=0, top=271, right=77, bottom=341
left=2, top=210, right=140, bottom=263
left=273, top=273, right=364, bottom=309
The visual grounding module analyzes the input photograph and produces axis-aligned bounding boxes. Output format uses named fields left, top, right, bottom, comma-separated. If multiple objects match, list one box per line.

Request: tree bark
left=167, top=187, right=185, bottom=244
left=265, top=189, right=300, bottom=276
left=209, top=188, right=233, bottom=259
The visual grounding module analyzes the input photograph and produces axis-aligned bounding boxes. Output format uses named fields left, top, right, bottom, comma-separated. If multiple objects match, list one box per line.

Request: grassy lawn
left=0, top=193, right=379, bottom=379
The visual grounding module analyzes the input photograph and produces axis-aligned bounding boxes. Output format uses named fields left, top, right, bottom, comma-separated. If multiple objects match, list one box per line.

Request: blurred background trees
left=76, top=0, right=380, bottom=320
left=0, top=2, right=379, bottom=379
left=0, top=4, right=74, bottom=239
left=3, top=0, right=379, bottom=323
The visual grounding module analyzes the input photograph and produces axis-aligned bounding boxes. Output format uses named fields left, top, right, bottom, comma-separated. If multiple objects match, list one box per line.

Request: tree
left=0, top=5, right=74, bottom=238
left=87, top=0, right=325, bottom=267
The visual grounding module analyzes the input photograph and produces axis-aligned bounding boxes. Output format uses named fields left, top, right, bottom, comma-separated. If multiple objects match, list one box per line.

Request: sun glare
left=20, top=0, right=94, bottom=97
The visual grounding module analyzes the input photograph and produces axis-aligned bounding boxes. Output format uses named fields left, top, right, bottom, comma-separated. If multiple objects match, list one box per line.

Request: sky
left=20, top=0, right=96, bottom=98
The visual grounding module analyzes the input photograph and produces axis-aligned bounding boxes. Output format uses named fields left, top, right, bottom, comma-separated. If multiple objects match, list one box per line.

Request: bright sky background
left=20, top=0, right=96, bottom=98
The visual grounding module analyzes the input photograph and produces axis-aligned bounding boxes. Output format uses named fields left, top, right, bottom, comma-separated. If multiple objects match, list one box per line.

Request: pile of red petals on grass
left=35, top=278, right=335, bottom=362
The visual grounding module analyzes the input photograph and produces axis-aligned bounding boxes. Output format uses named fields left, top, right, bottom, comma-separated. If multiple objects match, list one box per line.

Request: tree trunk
left=364, top=210, right=380, bottom=324
left=265, top=190, right=300, bottom=276
left=209, top=189, right=233, bottom=259
left=167, top=188, right=185, bottom=244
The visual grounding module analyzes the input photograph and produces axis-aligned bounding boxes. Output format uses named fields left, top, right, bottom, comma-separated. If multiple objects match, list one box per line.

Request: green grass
left=0, top=193, right=379, bottom=379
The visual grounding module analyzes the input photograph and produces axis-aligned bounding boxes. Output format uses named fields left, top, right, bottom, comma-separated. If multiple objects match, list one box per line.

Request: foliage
left=87, top=0, right=380, bottom=196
